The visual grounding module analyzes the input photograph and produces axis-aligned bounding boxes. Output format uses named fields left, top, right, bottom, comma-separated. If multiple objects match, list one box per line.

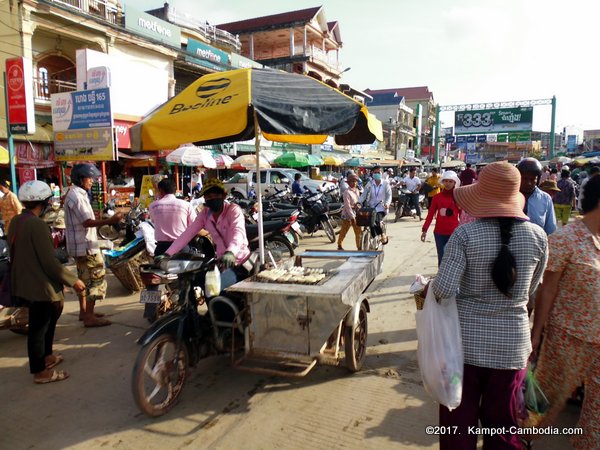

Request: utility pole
left=549, top=95, right=556, bottom=159
left=434, top=104, right=440, bottom=164
left=3, top=72, right=18, bottom=193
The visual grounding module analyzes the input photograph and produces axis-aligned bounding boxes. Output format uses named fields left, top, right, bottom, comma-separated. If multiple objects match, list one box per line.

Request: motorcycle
left=298, top=188, right=336, bottom=243
left=99, top=194, right=147, bottom=245
left=394, top=187, right=419, bottom=222
left=245, top=217, right=297, bottom=259
left=132, top=243, right=256, bottom=417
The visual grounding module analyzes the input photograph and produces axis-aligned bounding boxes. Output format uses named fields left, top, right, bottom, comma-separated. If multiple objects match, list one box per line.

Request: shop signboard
left=445, top=135, right=455, bottom=143
left=124, top=6, right=181, bottom=47
left=456, top=136, right=466, bottom=143
left=5, top=57, right=36, bottom=134
left=54, top=127, right=115, bottom=161
left=455, top=107, right=533, bottom=134
left=466, top=135, right=477, bottom=143
left=51, top=88, right=112, bottom=132
left=139, top=175, right=155, bottom=208
left=497, top=134, right=508, bottom=142
left=186, top=38, right=230, bottom=72
left=230, top=53, right=262, bottom=69
left=477, top=135, right=487, bottom=143
left=86, top=66, right=111, bottom=89
left=220, top=143, right=236, bottom=156
left=18, top=167, right=36, bottom=185
left=15, top=142, right=56, bottom=168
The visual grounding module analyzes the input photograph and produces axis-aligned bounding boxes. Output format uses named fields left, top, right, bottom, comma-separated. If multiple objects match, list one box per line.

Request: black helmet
left=70, top=163, right=101, bottom=186
left=516, top=158, right=542, bottom=178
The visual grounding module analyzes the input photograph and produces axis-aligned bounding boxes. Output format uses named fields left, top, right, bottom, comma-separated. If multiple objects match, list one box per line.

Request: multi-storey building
left=362, top=91, right=415, bottom=159
left=217, top=6, right=348, bottom=92
left=365, top=86, right=435, bottom=153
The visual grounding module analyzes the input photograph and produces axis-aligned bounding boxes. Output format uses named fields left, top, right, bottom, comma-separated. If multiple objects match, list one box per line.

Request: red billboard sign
left=5, top=57, right=36, bottom=135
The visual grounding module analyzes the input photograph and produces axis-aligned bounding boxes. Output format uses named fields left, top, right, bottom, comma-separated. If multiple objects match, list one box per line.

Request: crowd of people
left=1, top=156, right=598, bottom=449
left=415, top=160, right=599, bottom=450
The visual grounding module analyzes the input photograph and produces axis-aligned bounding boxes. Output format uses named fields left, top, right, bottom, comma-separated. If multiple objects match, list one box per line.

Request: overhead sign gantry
left=433, top=96, right=557, bottom=163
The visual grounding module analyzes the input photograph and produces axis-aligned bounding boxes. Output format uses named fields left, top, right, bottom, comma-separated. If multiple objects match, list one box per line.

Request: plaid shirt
left=64, top=185, right=98, bottom=257
left=433, top=219, right=548, bottom=369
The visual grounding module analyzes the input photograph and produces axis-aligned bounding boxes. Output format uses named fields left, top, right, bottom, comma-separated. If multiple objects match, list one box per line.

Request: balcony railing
left=49, top=0, right=120, bottom=24
left=253, top=44, right=341, bottom=71
left=34, top=77, right=77, bottom=102
left=166, top=9, right=241, bottom=52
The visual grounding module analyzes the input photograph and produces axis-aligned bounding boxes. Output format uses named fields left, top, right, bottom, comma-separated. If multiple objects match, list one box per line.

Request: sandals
left=34, top=370, right=69, bottom=384
left=78, top=312, right=106, bottom=321
left=45, top=354, right=64, bottom=370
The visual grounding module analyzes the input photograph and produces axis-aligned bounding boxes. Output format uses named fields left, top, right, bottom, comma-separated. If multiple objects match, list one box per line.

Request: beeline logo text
left=169, top=78, right=236, bottom=114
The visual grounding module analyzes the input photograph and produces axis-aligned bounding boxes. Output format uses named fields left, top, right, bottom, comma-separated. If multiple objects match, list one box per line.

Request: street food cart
left=227, top=249, right=383, bottom=375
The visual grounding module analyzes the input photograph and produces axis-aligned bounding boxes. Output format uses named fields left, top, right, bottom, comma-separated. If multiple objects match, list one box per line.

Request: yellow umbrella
left=0, top=146, right=8, bottom=164
left=130, top=68, right=382, bottom=150
left=323, top=155, right=344, bottom=166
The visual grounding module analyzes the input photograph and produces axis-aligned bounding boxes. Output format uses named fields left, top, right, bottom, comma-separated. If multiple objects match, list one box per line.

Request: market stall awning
left=117, top=151, right=155, bottom=160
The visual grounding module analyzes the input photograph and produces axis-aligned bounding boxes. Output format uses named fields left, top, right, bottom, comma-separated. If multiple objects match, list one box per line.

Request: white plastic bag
left=204, top=266, right=221, bottom=298
left=409, top=274, right=430, bottom=294
left=415, top=285, right=463, bottom=410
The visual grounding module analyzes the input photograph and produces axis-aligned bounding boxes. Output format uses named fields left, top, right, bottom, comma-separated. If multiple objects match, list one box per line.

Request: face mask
left=373, top=174, right=382, bottom=181
left=205, top=198, right=224, bottom=213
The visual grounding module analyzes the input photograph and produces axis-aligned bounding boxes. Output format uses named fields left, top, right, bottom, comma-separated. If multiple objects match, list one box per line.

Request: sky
left=125, top=0, right=599, bottom=133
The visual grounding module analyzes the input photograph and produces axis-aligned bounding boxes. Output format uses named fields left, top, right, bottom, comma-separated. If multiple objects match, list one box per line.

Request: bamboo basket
left=110, top=250, right=152, bottom=292
left=413, top=291, right=426, bottom=310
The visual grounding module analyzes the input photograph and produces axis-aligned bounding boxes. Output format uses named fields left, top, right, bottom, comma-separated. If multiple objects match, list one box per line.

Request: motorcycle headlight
left=166, top=260, right=204, bottom=274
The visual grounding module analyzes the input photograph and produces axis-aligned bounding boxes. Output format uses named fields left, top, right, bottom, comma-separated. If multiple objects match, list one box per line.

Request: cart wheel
left=132, top=333, right=188, bottom=417
left=345, top=302, right=368, bottom=372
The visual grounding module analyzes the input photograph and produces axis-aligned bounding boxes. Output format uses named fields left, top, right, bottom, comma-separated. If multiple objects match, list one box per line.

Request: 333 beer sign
left=455, top=107, right=533, bottom=134
left=456, top=111, right=493, bottom=128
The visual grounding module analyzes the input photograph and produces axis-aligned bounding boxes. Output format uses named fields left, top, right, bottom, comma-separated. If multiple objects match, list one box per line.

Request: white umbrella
left=231, top=154, right=271, bottom=170
left=166, top=144, right=217, bottom=168
left=213, top=154, right=234, bottom=168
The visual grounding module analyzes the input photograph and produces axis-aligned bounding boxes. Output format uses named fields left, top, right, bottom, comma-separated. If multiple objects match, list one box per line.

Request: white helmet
left=18, top=180, right=53, bottom=202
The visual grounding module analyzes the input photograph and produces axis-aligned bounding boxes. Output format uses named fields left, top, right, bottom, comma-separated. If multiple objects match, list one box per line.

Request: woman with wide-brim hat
left=430, top=162, right=549, bottom=449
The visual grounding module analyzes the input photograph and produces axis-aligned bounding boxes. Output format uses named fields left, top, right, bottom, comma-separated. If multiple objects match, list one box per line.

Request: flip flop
left=34, top=370, right=69, bottom=384
left=83, top=318, right=112, bottom=328
left=45, top=354, right=64, bottom=370
left=78, top=312, right=106, bottom=321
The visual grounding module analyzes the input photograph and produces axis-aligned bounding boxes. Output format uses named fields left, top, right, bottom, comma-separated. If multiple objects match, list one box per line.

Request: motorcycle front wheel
left=264, top=235, right=294, bottom=261
left=132, top=333, right=188, bottom=417
left=322, top=219, right=336, bottom=243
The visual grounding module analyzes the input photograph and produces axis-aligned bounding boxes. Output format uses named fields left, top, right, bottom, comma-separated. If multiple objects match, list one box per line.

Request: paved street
left=0, top=217, right=579, bottom=449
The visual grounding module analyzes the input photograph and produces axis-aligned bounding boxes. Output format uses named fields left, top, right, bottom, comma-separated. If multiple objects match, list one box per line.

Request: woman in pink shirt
left=166, top=179, right=250, bottom=291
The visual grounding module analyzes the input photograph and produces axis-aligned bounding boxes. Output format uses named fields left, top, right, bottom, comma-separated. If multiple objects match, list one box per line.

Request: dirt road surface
left=0, top=217, right=579, bottom=449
